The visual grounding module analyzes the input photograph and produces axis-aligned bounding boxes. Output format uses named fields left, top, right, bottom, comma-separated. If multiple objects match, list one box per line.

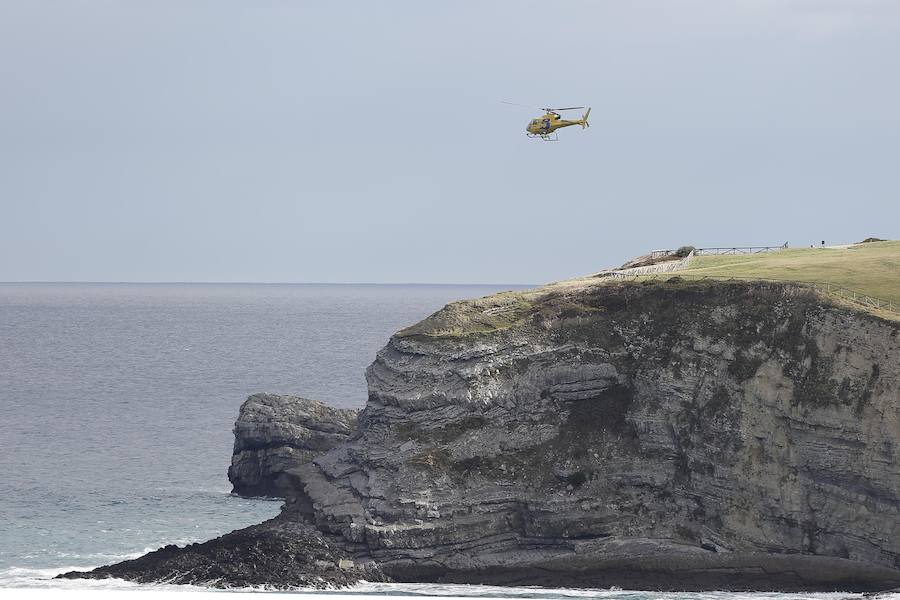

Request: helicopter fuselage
left=525, top=108, right=590, bottom=139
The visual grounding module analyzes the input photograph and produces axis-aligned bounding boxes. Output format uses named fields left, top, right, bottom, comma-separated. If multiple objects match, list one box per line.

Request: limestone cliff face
left=299, top=280, right=900, bottom=590
left=68, top=279, right=900, bottom=590
left=228, top=393, right=357, bottom=497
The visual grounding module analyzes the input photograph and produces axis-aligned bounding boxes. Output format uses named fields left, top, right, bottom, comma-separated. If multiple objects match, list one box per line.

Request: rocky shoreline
left=61, top=279, right=900, bottom=591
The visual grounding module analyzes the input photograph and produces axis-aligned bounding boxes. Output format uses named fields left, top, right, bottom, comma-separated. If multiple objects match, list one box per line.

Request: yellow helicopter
left=503, top=101, right=591, bottom=141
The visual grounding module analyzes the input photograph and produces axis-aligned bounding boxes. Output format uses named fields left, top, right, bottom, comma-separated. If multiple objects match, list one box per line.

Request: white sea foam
left=344, top=583, right=870, bottom=600
left=0, top=568, right=880, bottom=600
left=1, top=580, right=889, bottom=600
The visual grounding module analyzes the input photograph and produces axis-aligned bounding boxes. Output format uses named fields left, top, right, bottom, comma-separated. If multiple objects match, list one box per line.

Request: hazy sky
left=2, top=1, right=898, bottom=283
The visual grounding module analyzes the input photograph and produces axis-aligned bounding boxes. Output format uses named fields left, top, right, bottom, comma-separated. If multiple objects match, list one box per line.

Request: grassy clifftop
left=684, top=240, right=900, bottom=305
left=398, top=240, right=899, bottom=338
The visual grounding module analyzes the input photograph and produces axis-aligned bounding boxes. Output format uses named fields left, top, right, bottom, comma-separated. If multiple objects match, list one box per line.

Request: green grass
left=682, top=241, right=900, bottom=305
left=399, top=240, right=900, bottom=339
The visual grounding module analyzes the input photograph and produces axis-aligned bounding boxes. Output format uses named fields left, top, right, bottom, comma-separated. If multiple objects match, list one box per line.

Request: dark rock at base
left=56, top=511, right=389, bottom=589
left=384, top=549, right=900, bottom=592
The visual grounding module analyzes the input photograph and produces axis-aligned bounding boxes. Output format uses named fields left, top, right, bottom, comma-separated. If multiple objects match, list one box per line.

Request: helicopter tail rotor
left=581, top=107, right=591, bottom=129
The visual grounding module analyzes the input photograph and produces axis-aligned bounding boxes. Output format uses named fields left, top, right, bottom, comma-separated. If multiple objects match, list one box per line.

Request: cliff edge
left=63, top=272, right=900, bottom=590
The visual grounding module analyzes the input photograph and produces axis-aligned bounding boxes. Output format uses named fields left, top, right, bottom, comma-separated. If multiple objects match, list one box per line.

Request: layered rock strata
left=228, top=393, right=357, bottom=497
left=64, top=279, right=900, bottom=591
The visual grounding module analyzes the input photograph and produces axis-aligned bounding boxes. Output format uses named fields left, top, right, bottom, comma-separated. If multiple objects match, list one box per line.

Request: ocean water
left=0, top=282, right=527, bottom=590
left=0, top=283, right=882, bottom=600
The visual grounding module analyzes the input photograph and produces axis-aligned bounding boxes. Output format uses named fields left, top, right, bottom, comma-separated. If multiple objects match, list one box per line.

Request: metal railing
left=647, top=244, right=788, bottom=257
left=610, top=272, right=898, bottom=317
left=694, top=244, right=789, bottom=255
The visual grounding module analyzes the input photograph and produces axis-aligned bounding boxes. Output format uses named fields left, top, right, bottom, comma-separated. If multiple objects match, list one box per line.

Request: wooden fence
left=809, top=281, right=896, bottom=314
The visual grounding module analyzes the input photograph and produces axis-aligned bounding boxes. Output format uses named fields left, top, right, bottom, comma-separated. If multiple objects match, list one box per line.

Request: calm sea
left=0, top=282, right=529, bottom=589
left=0, top=283, right=877, bottom=600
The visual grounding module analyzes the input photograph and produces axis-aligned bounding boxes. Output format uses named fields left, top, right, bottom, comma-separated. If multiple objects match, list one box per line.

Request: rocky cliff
left=228, top=393, right=357, bottom=497
left=64, top=278, right=900, bottom=591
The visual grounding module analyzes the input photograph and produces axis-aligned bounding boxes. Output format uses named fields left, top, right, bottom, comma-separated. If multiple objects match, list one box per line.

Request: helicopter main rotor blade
left=504, top=101, right=587, bottom=112
left=500, top=100, right=537, bottom=109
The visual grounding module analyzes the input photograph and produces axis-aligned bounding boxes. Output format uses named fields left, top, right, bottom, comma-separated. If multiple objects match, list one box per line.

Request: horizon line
left=0, top=280, right=537, bottom=287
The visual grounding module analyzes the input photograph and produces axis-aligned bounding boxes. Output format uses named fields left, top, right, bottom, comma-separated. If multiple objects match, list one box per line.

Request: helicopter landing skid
left=527, top=132, right=558, bottom=142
